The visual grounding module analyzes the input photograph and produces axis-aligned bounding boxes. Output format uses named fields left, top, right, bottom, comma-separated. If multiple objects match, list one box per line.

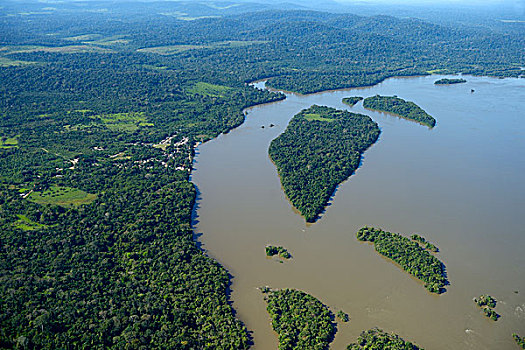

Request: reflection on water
left=191, top=75, right=525, bottom=349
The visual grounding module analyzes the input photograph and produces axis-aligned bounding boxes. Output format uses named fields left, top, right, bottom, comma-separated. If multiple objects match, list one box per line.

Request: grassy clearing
left=42, top=45, right=113, bottom=53
left=137, top=40, right=268, bottom=55
left=0, top=45, right=45, bottom=54
left=0, top=136, right=19, bottom=148
left=189, top=82, right=232, bottom=97
left=90, top=112, right=153, bottom=132
left=0, top=57, right=36, bottom=67
left=89, top=37, right=130, bottom=47
left=0, top=45, right=112, bottom=55
left=64, top=34, right=129, bottom=46
left=28, top=185, right=97, bottom=207
left=109, top=152, right=131, bottom=160
left=13, top=214, right=46, bottom=231
left=426, top=69, right=449, bottom=74
left=304, top=113, right=334, bottom=122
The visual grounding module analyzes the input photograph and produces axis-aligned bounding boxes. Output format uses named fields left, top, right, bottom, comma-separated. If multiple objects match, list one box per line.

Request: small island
left=475, top=294, right=497, bottom=308
left=269, top=105, right=380, bottom=222
left=474, top=295, right=499, bottom=321
left=262, top=288, right=336, bottom=350
left=347, top=328, right=423, bottom=349
left=337, top=310, right=349, bottom=323
left=356, top=227, right=448, bottom=293
left=342, top=96, right=364, bottom=107
left=434, top=78, right=467, bottom=85
left=514, top=334, right=525, bottom=349
left=363, top=95, right=436, bottom=128
left=266, top=245, right=292, bottom=259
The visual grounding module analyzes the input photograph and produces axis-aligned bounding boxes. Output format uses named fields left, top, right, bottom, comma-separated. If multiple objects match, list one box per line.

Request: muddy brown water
left=191, top=75, right=525, bottom=349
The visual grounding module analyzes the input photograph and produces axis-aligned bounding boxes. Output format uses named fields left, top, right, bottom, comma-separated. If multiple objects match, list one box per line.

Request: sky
left=335, top=0, right=524, bottom=5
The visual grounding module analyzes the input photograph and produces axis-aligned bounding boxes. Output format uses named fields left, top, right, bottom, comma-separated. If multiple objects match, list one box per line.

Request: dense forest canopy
left=269, top=105, right=380, bottom=222
left=262, top=288, right=336, bottom=350
left=0, top=1, right=522, bottom=348
left=347, top=328, right=423, bottom=350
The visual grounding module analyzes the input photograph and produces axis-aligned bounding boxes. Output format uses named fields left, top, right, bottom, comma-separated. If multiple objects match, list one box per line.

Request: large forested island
left=356, top=227, right=448, bottom=293
left=347, top=328, right=423, bottom=350
left=262, top=288, right=336, bottom=350
left=268, top=105, right=380, bottom=222
left=0, top=0, right=523, bottom=347
left=363, top=95, right=436, bottom=127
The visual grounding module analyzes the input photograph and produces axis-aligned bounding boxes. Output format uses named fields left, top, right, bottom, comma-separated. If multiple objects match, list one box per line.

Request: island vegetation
left=411, top=233, right=439, bottom=252
left=474, top=295, right=499, bottom=321
left=269, top=105, right=380, bottom=222
left=347, top=328, right=423, bottom=349
left=0, top=1, right=523, bottom=347
left=262, top=288, right=336, bottom=350
left=475, top=295, right=497, bottom=308
left=266, top=245, right=292, bottom=259
left=434, top=78, right=467, bottom=84
left=482, top=308, right=500, bottom=321
left=337, top=310, right=350, bottom=323
left=342, top=96, right=364, bottom=107
left=363, top=95, right=436, bottom=128
left=514, top=334, right=525, bottom=349
left=356, top=227, right=448, bottom=293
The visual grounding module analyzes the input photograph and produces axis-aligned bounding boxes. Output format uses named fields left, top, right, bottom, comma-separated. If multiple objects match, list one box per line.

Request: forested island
left=268, top=105, right=379, bottom=222
left=363, top=95, right=436, bottom=128
left=266, top=245, right=292, bottom=259
left=434, top=78, right=467, bottom=85
left=337, top=310, right=350, bottom=323
left=342, top=96, right=364, bottom=107
left=262, top=288, right=336, bottom=350
left=0, top=0, right=523, bottom=347
left=356, top=227, right=448, bottom=293
left=347, top=328, right=423, bottom=350
left=475, top=295, right=497, bottom=308
left=474, top=295, right=499, bottom=321
left=514, top=334, right=525, bottom=349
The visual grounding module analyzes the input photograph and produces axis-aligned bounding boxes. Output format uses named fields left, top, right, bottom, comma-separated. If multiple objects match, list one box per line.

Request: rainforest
left=1, top=0, right=524, bottom=349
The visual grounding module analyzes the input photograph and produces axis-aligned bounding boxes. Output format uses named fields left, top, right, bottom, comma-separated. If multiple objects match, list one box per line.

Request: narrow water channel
left=191, top=75, right=525, bottom=349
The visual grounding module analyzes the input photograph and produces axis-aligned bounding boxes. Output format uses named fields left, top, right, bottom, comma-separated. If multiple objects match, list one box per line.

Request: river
left=191, top=75, right=525, bottom=349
